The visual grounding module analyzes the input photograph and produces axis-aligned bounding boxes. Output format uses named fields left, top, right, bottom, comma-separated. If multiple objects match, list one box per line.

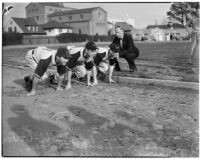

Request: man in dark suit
left=111, top=26, right=139, bottom=72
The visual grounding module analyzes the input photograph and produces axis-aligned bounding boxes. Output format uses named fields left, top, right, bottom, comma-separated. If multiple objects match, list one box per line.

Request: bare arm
left=65, top=70, right=72, bottom=90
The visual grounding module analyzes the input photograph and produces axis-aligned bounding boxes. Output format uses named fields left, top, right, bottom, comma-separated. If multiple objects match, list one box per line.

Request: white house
left=3, top=17, right=45, bottom=35
left=40, top=20, right=72, bottom=36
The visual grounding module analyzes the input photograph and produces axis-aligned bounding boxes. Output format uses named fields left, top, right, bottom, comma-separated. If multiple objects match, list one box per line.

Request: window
left=59, top=17, right=62, bottom=21
left=30, top=26, right=34, bottom=31
left=136, top=34, right=140, bottom=36
left=32, top=9, right=34, bottom=12
left=144, top=33, right=148, bottom=36
left=80, top=14, right=84, bottom=20
left=98, top=12, right=102, bottom=20
left=36, top=8, right=38, bottom=12
left=165, top=33, right=169, bottom=35
left=36, top=16, right=39, bottom=21
left=8, top=27, right=12, bottom=32
left=176, top=33, right=180, bottom=36
left=69, top=16, right=72, bottom=21
left=10, top=21, right=12, bottom=25
left=35, top=27, right=38, bottom=31
left=50, top=8, right=52, bottom=11
left=14, top=27, right=17, bottom=32
left=59, top=29, right=62, bottom=33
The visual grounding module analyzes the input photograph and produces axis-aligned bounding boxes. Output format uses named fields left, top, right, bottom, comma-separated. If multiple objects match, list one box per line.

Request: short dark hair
left=85, top=41, right=98, bottom=51
left=109, top=43, right=120, bottom=53
left=56, top=47, right=71, bottom=59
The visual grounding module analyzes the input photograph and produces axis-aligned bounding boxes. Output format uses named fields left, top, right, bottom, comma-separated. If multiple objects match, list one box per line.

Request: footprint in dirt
left=67, top=106, right=147, bottom=155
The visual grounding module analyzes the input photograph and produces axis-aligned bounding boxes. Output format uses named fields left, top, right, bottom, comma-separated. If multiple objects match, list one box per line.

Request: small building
left=146, top=23, right=188, bottom=41
left=25, top=3, right=75, bottom=24
left=132, top=28, right=150, bottom=41
left=48, top=7, right=108, bottom=35
left=3, top=17, right=45, bottom=35
left=40, top=20, right=72, bottom=36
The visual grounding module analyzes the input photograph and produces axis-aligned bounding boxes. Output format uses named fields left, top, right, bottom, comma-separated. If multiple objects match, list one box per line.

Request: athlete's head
left=85, top=41, right=98, bottom=57
left=55, top=47, right=71, bottom=65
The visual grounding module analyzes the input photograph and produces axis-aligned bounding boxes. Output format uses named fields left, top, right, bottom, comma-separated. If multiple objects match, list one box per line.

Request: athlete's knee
left=98, top=62, right=108, bottom=73
left=75, top=65, right=87, bottom=78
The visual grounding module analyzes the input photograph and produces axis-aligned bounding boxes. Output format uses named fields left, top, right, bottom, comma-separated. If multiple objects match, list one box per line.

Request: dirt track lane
left=2, top=65, right=199, bottom=157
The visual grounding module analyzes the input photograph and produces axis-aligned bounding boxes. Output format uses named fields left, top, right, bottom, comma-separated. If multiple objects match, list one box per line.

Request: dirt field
left=2, top=41, right=199, bottom=157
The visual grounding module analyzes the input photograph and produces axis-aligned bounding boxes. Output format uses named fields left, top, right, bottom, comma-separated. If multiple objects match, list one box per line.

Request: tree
left=167, top=2, right=199, bottom=25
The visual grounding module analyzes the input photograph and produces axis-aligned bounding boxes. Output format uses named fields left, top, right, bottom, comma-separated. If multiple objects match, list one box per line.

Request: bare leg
left=92, top=66, right=98, bottom=86
left=27, top=76, right=38, bottom=96
left=56, top=75, right=64, bottom=91
left=87, top=70, right=92, bottom=86
left=109, top=65, right=116, bottom=83
left=65, top=71, right=72, bottom=90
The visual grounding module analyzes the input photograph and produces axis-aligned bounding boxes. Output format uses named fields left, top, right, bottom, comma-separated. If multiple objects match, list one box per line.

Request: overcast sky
left=3, top=2, right=171, bottom=28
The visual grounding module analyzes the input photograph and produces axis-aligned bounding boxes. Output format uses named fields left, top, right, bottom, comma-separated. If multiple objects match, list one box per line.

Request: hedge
left=56, top=33, right=115, bottom=43
left=2, top=32, right=23, bottom=46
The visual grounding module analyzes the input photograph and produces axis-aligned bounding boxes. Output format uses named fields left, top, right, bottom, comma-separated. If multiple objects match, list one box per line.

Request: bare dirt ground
left=2, top=41, right=199, bottom=157
left=2, top=65, right=198, bottom=157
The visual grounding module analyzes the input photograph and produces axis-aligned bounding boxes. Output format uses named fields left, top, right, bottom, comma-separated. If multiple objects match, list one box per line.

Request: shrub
left=2, top=32, right=23, bottom=46
left=56, top=33, right=116, bottom=43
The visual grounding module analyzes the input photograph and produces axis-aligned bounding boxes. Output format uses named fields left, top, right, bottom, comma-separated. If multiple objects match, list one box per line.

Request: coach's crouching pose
left=25, top=46, right=71, bottom=96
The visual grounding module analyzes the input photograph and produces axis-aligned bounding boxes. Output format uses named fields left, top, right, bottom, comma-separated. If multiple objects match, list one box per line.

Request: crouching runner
left=66, top=42, right=109, bottom=88
left=108, top=43, right=120, bottom=83
left=25, top=46, right=71, bottom=96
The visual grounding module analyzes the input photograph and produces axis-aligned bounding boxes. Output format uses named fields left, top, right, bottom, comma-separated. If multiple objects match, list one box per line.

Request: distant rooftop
left=12, top=17, right=45, bottom=34
left=115, top=22, right=133, bottom=31
left=147, top=23, right=185, bottom=29
left=48, top=7, right=107, bottom=17
left=26, top=3, right=76, bottom=9
left=40, top=20, right=72, bottom=29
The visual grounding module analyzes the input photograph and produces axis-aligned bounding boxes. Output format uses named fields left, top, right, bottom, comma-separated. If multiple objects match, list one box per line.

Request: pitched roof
left=147, top=23, right=185, bottom=29
left=40, top=20, right=72, bottom=29
left=115, top=22, right=133, bottom=31
left=48, top=7, right=107, bottom=17
left=12, top=17, right=45, bottom=34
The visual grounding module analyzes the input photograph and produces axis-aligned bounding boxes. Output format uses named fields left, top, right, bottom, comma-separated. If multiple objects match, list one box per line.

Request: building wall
left=149, top=28, right=188, bottom=41
left=65, top=21, right=91, bottom=34
left=49, top=8, right=108, bottom=35
left=91, top=8, right=108, bottom=35
left=26, top=3, right=45, bottom=24
left=26, top=3, right=72, bottom=24
left=3, top=18, right=23, bottom=33
left=44, top=28, right=72, bottom=36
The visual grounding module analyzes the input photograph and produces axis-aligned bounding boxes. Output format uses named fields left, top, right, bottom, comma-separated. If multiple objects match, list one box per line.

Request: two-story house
left=3, top=17, right=45, bottom=35
left=25, top=3, right=75, bottom=24
left=47, top=7, right=108, bottom=35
